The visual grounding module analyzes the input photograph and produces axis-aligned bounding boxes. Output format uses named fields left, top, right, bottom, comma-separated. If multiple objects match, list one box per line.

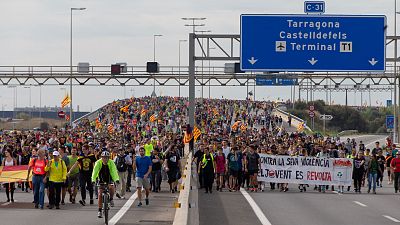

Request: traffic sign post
left=309, top=111, right=315, bottom=118
left=58, top=111, right=65, bottom=119
left=386, top=115, right=394, bottom=129
left=241, top=14, right=386, bottom=72
left=319, top=114, right=333, bottom=135
left=304, top=1, right=325, bottom=14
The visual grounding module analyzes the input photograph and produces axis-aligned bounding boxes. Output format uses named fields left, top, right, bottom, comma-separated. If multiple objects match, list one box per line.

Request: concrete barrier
left=172, top=151, right=193, bottom=225
left=272, top=108, right=312, bottom=132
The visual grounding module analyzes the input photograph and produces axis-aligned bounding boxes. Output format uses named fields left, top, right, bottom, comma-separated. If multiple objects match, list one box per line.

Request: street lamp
left=24, top=86, right=32, bottom=130
left=70, top=7, right=86, bottom=127
left=153, top=34, right=163, bottom=62
left=153, top=34, right=163, bottom=94
left=7, top=86, right=17, bottom=130
left=182, top=17, right=206, bottom=33
left=178, top=39, right=187, bottom=97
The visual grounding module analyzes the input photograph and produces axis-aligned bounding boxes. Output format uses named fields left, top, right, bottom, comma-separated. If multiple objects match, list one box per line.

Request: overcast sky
left=0, top=0, right=397, bottom=112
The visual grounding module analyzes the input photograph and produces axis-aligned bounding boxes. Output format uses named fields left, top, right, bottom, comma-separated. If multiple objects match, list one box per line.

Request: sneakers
left=90, top=199, right=94, bottom=205
left=79, top=200, right=86, bottom=206
left=116, top=193, right=121, bottom=199
left=98, top=210, right=103, bottom=218
left=137, top=202, right=143, bottom=207
left=61, top=200, right=65, bottom=205
left=35, top=204, right=39, bottom=209
left=145, top=198, right=149, bottom=205
left=110, top=200, right=114, bottom=207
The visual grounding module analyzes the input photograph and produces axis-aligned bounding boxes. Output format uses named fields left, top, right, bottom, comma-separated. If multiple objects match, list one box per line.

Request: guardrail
left=273, top=108, right=312, bottom=132
left=72, top=107, right=102, bottom=126
left=337, top=130, right=359, bottom=137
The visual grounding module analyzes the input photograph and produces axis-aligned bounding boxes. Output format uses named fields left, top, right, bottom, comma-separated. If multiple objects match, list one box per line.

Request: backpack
left=116, top=155, right=127, bottom=172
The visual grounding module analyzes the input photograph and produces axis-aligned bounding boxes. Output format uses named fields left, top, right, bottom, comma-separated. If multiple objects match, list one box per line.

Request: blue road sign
left=240, top=14, right=386, bottom=72
left=386, top=115, right=394, bottom=129
left=387, top=99, right=393, bottom=107
left=304, top=1, right=325, bottom=14
left=256, top=76, right=298, bottom=86
left=256, top=77, right=275, bottom=85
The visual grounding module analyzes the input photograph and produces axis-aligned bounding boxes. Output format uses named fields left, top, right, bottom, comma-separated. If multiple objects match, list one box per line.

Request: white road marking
left=109, top=191, right=138, bottom=225
left=383, top=215, right=400, bottom=223
left=353, top=201, right=367, bottom=207
left=240, top=189, right=272, bottom=225
left=1, top=202, right=11, bottom=206
left=365, top=137, right=388, bottom=148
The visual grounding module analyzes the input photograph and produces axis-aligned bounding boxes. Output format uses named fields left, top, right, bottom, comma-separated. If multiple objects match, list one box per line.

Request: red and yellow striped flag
left=61, top=95, right=71, bottom=108
left=149, top=114, right=157, bottom=122
left=95, top=118, right=102, bottom=129
left=213, top=108, right=219, bottom=116
left=231, top=121, right=241, bottom=131
left=193, top=126, right=201, bottom=141
left=120, top=105, right=129, bottom=113
left=141, top=109, right=147, bottom=116
left=107, top=124, right=114, bottom=133
left=65, top=114, right=70, bottom=121
left=297, top=122, right=305, bottom=132
left=240, top=123, right=247, bottom=132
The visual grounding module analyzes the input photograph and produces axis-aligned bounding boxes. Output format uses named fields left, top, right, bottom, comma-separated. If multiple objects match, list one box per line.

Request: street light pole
left=153, top=34, right=163, bottom=94
left=178, top=39, right=187, bottom=97
left=395, top=0, right=398, bottom=142
left=70, top=7, right=86, bottom=127
left=24, top=86, right=32, bottom=130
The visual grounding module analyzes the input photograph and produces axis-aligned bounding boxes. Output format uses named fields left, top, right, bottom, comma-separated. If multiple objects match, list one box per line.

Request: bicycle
left=97, top=182, right=114, bottom=225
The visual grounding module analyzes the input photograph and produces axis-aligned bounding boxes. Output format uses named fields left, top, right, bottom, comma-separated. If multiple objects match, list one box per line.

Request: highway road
left=198, top=134, right=400, bottom=225
left=0, top=182, right=177, bottom=225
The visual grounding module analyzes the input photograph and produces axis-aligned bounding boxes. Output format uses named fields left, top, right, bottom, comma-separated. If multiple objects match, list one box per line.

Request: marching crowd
left=0, top=96, right=400, bottom=218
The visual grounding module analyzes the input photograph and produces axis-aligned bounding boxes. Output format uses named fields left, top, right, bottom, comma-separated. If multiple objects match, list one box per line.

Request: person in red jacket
left=390, top=151, right=400, bottom=193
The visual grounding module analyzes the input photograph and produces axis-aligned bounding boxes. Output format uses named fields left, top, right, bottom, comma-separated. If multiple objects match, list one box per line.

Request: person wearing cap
left=45, top=151, right=67, bottom=209
left=92, top=151, right=120, bottom=218
left=390, top=151, right=400, bottom=193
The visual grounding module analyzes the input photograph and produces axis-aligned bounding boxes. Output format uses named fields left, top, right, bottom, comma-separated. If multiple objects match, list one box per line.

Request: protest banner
left=257, top=154, right=353, bottom=186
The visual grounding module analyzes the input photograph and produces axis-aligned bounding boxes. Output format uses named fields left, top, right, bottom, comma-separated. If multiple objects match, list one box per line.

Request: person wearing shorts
left=245, top=145, right=260, bottom=192
left=134, top=147, right=152, bottom=207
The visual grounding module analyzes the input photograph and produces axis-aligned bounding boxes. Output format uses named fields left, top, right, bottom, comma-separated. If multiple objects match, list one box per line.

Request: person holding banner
left=2, top=149, right=17, bottom=202
left=353, top=151, right=365, bottom=193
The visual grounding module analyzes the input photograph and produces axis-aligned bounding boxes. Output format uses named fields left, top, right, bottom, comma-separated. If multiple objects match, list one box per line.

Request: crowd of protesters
left=0, top=96, right=399, bottom=212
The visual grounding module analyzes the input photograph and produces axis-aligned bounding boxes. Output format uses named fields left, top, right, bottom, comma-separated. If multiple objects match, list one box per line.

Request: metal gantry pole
left=188, top=33, right=195, bottom=128
left=395, top=0, right=398, bottom=142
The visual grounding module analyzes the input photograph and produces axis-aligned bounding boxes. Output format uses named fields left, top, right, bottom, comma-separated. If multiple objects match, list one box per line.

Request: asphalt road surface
left=0, top=182, right=177, bottom=225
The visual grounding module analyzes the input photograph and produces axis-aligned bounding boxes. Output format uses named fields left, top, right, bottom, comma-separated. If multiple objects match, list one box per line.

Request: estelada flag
left=0, top=165, right=30, bottom=182
left=65, top=114, right=70, bottom=121
left=149, top=114, right=157, bottom=123
left=193, top=126, right=201, bottom=141
left=183, top=131, right=193, bottom=144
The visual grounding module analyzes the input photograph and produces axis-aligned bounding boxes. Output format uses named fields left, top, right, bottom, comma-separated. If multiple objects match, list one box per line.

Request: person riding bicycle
left=91, top=151, right=120, bottom=218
